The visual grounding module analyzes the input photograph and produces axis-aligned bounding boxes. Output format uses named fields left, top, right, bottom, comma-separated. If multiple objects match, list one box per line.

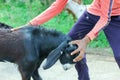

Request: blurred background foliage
left=0, top=0, right=109, bottom=48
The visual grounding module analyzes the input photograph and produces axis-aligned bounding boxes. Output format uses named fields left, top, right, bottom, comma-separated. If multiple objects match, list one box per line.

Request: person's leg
left=68, top=11, right=99, bottom=40
left=75, top=58, right=90, bottom=80
left=104, top=16, right=120, bottom=68
left=67, top=11, right=100, bottom=80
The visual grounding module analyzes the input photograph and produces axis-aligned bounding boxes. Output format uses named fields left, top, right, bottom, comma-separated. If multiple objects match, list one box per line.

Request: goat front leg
left=19, top=66, right=31, bottom=80
left=32, top=57, right=45, bottom=80
left=18, top=60, right=37, bottom=80
left=18, top=56, right=38, bottom=80
left=32, top=69, right=42, bottom=80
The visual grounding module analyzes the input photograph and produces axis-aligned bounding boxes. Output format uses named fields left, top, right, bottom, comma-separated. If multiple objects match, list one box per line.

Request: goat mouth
left=62, top=63, right=73, bottom=70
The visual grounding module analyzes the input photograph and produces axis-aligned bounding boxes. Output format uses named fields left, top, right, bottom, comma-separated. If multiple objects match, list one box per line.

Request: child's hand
left=70, top=36, right=91, bottom=62
left=11, top=26, right=23, bottom=31
left=11, top=23, right=32, bottom=31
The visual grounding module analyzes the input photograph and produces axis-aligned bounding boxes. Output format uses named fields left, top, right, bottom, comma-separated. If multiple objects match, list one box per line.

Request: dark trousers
left=68, top=11, right=120, bottom=80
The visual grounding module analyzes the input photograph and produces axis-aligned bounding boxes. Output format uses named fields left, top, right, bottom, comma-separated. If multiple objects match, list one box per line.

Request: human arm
left=11, top=0, right=68, bottom=31
left=70, top=0, right=114, bottom=62
left=87, top=0, right=114, bottom=40
left=30, top=0, right=68, bottom=26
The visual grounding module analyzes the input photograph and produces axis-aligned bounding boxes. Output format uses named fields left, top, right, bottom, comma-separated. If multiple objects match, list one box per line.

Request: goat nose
left=63, top=63, right=72, bottom=71
left=64, top=67, right=68, bottom=71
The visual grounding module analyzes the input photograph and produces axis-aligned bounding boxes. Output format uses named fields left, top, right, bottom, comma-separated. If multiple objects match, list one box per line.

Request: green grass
left=0, top=0, right=110, bottom=48
left=0, top=1, right=41, bottom=27
left=83, top=0, right=93, bottom=4
left=89, top=31, right=109, bottom=48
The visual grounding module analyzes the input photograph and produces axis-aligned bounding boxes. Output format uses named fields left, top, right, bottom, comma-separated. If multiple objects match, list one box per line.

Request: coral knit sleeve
left=30, top=0, right=68, bottom=26
left=87, top=0, right=114, bottom=40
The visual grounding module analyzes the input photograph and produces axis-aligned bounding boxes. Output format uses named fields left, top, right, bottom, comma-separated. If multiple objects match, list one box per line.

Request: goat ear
left=43, top=47, right=63, bottom=70
left=43, top=36, right=72, bottom=70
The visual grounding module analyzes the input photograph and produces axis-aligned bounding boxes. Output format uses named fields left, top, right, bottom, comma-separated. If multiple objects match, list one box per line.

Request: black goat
left=0, top=23, right=78, bottom=80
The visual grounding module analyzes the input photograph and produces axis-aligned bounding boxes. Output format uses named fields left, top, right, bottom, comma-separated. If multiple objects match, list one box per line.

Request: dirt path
left=0, top=48, right=120, bottom=80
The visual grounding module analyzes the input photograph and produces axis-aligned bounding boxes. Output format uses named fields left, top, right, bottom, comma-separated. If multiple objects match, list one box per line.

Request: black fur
left=0, top=23, right=64, bottom=80
left=0, top=23, right=78, bottom=80
left=0, top=22, right=12, bottom=29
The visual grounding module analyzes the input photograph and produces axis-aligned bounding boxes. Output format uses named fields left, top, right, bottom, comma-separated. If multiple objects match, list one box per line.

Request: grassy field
left=0, top=0, right=110, bottom=48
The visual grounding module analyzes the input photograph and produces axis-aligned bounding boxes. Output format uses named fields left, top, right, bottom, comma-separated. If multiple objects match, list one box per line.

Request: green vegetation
left=83, top=0, right=93, bottom=4
left=0, top=0, right=109, bottom=48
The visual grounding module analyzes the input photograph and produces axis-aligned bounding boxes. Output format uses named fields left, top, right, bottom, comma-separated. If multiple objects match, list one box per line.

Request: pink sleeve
left=87, top=0, right=114, bottom=40
left=30, top=0, right=68, bottom=26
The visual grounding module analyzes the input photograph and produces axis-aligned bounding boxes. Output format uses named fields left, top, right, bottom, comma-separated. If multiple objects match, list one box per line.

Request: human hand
left=11, top=26, right=24, bottom=31
left=69, top=36, right=91, bottom=62
left=11, top=23, right=32, bottom=31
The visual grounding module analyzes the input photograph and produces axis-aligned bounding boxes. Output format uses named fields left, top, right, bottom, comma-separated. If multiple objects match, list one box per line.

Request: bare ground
left=0, top=48, right=120, bottom=80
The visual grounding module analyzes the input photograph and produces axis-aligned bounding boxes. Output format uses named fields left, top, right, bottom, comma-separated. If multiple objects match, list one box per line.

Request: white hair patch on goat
left=63, top=63, right=73, bottom=71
